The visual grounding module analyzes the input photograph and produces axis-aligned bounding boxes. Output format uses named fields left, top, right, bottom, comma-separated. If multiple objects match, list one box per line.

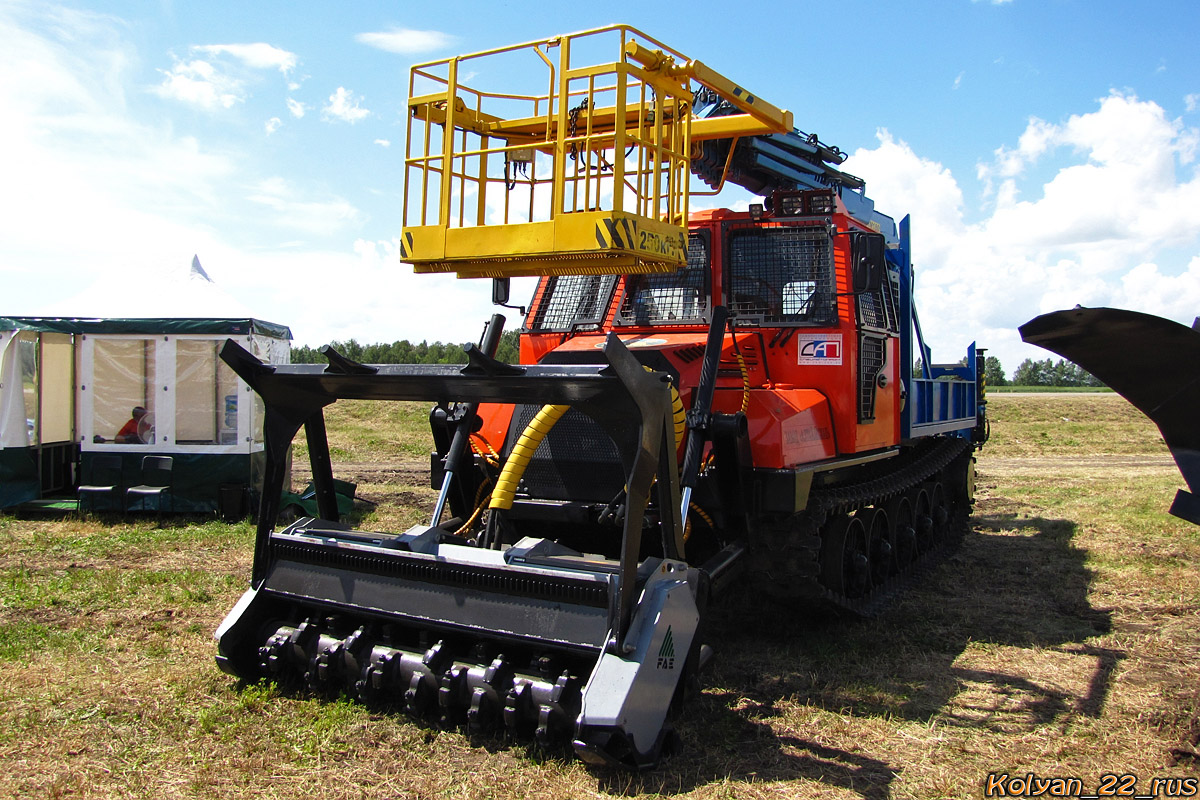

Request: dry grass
left=0, top=394, right=1198, bottom=798
left=983, top=392, right=1167, bottom=457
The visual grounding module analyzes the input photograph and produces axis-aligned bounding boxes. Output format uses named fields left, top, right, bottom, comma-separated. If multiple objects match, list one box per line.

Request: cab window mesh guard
left=616, top=235, right=710, bottom=326
left=528, top=275, right=619, bottom=332
left=727, top=226, right=835, bottom=325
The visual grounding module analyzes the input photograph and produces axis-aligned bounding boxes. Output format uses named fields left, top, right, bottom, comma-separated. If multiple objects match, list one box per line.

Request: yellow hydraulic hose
left=489, top=404, right=569, bottom=510
left=636, top=364, right=685, bottom=452
left=669, top=381, right=686, bottom=453
left=735, top=353, right=750, bottom=414
left=454, top=478, right=493, bottom=536
left=470, top=434, right=500, bottom=467
left=488, top=369, right=685, bottom=513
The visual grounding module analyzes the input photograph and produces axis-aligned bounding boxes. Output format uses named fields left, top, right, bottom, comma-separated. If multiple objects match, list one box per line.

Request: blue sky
left=3, top=0, right=1199, bottom=374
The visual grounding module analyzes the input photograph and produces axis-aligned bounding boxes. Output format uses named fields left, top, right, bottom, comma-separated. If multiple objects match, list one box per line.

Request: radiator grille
left=506, top=405, right=626, bottom=502
left=857, top=293, right=886, bottom=330
left=885, top=271, right=901, bottom=332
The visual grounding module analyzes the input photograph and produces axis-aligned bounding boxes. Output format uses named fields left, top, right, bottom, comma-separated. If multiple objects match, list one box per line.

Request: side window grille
left=859, top=334, right=886, bottom=422
left=855, top=272, right=901, bottom=334
left=856, top=292, right=886, bottom=330
left=727, top=226, right=836, bottom=326
left=528, top=275, right=618, bottom=332
left=884, top=270, right=901, bottom=333
left=616, top=234, right=710, bottom=325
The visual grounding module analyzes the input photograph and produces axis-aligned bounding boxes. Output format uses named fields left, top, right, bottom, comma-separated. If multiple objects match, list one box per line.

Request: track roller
left=858, top=506, right=893, bottom=585
left=820, top=514, right=872, bottom=598
left=886, top=494, right=917, bottom=570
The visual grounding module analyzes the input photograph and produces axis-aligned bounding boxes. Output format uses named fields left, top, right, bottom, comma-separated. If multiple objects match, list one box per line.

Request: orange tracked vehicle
left=215, top=26, right=988, bottom=768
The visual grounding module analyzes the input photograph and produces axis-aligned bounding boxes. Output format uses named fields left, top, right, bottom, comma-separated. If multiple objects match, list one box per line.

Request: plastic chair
left=126, top=456, right=173, bottom=520
left=77, top=454, right=124, bottom=513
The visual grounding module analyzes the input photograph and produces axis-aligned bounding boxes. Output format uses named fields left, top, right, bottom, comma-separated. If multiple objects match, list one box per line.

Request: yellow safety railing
left=400, top=25, right=792, bottom=279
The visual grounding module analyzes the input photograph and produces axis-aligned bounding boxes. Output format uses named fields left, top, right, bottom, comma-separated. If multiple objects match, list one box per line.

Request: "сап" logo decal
left=797, top=333, right=843, bottom=366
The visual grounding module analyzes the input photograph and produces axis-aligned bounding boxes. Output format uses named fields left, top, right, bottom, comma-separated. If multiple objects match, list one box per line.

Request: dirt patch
left=292, top=459, right=429, bottom=487
left=357, top=489, right=434, bottom=508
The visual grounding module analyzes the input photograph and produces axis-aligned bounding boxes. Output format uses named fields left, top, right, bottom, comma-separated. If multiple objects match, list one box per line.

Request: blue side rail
left=908, top=343, right=981, bottom=439
left=893, top=216, right=984, bottom=442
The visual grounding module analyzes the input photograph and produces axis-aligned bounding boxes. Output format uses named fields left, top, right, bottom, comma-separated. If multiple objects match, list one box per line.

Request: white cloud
left=322, top=86, right=369, bottom=123
left=246, top=177, right=363, bottom=236
left=286, top=97, right=306, bottom=118
left=355, top=28, right=453, bottom=55
left=194, top=43, right=297, bottom=74
left=0, top=3, right=377, bottom=337
left=1, top=7, right=236, bottom=269
left=200, top=236, right=528, bottom=348
left=153, top=58, right=243, bottom=109
left=845, top=130, right=966, bottom=268
left=953, top=71, right=965, bottom=90
left=374, top=139, right=390, bottom=147
left=979, top=93, right=1200, bottom=251
left=1114, top=258, right=1200, bottom=320
left=844, top=92, right=1200, bottom=373
left=1187, top=93, right=1200, bottom=113
left=265, top=116, right=281, bottom=134
left=152, top=42, right=297, bottom=111
left=978, top=117, right=1056, bottom=189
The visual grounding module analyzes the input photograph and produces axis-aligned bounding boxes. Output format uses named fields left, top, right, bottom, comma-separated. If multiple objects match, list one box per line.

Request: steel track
left=747, top=436, right=975, bottom=617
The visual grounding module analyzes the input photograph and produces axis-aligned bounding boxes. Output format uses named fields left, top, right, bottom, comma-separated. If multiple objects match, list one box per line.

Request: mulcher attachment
left=1020, top=307, right=1200, bottom=525
left=214, top=329, right=703, bottom=768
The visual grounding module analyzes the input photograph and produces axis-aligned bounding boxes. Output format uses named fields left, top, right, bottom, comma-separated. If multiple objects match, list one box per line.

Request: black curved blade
left=1019, top=307, right=1200, bottom=525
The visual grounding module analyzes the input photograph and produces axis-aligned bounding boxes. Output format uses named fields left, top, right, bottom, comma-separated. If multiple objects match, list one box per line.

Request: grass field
left=985, top=386, right=1114, bottom=394
left=1, top=394, right=1197, bottom=799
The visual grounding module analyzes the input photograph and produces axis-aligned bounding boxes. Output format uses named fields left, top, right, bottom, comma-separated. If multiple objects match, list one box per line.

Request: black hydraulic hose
left=680, top=305, right=729, bottom=494
left=432, top=314, right=505, bottom=525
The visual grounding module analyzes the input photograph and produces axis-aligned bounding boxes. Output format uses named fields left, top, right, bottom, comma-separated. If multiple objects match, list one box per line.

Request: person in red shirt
left=115, top=406, right=148, bottom=444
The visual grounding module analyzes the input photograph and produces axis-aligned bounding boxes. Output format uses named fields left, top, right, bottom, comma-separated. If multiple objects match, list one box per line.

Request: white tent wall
left=40, top=333, right=74, bottom=445
left=0, top=330, right=74, bottom=450
left=0, top=328, right=78, bottom=506
left=0, top=329, right=41, bottom=507
left=81, top=332, right=264, bottom=456
left=0, top=330, right=30, bottom=449
left=248, top=332, right=289, bottom=448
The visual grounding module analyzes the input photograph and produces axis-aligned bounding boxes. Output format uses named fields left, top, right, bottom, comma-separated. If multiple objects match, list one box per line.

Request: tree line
left=1006, top=357, right=1104, bottom=388
left=292, top=335, right=1101, bottom=388
left=291, top=330, right=521, bottom=366
left=973, top=355, right=1102, bottom=388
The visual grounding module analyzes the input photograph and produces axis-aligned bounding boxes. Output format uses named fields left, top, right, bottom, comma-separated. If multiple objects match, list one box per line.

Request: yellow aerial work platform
left=401, top=25, right=794, bottom=278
